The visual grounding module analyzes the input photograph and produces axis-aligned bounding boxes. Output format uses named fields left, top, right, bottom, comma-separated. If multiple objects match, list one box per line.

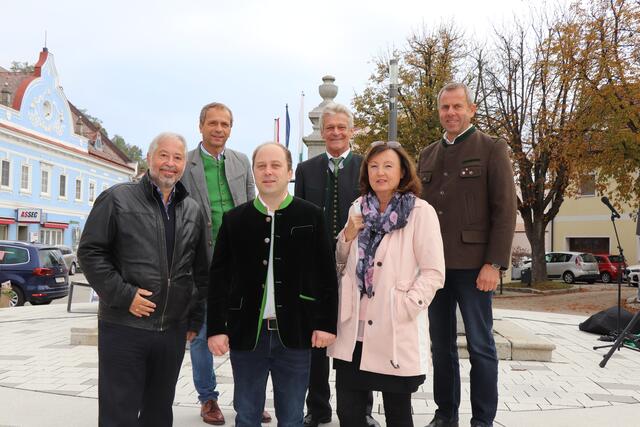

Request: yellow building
left=550, top=185, right=639, bottom=264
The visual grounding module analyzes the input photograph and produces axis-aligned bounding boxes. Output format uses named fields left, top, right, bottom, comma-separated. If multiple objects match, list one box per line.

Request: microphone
left=601, top=196, right=621, bottom=219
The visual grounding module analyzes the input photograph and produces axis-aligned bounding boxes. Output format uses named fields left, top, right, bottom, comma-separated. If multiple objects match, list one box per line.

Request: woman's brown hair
left=358, top=141, right=422, bottom=196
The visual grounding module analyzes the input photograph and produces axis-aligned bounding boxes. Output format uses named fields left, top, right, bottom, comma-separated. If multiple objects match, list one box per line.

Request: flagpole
left=298, top=91, right=305, bottom=163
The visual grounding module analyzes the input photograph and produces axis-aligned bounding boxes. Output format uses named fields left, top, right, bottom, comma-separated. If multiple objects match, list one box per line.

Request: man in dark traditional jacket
left=208, top=142, right=338, bottom=427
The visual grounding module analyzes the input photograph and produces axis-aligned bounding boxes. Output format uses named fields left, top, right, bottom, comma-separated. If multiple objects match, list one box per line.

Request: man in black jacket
left=295, top=102, right=378, bottom=427
left=78, top=132, right=208, bottom=427
left=208, top=142, right=338, bottom=427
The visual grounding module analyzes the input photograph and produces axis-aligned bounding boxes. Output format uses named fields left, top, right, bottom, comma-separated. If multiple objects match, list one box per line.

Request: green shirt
left=201, top=150, right=235, bottom=243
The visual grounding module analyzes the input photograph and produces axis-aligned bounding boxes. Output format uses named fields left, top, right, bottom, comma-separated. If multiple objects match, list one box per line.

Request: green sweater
left=201, top=151, right=235, bottom=243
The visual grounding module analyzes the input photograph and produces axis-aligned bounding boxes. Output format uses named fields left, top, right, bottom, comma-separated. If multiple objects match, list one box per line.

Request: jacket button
left=443, top=172, right=449, bottom=177
left=207, top=221, right=212, bottom=227
left=262, top=260, right=268, bottom=266
left=376, top=261, right=382, bottom=267
left=440, top=191, right=445, bottom=196
left=266, top=217, right=271, bottom=223
left=368, top=320, right=373, bottom=325
left=264, top=237, right=270, bottom=244
left=208, top=240, right=212, bottom=246
left=438, top=211, right=443, bottom=215
left=418, top=300, right=423, bottom=305
left=261, top=283, right=265, bottom=289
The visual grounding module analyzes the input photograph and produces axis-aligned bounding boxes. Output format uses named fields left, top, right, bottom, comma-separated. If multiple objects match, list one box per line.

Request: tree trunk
left=529, top=218, right=548, bottom=283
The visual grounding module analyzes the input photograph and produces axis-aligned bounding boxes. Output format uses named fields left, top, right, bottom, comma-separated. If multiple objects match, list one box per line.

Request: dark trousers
left=336, top=388, right=412, bottom=427
left=306, top=348, right=375, bottom=418
left=98, top=320, right=187, bottom=427
left=231, top=324, right=311, bottom=427
left=428, top=269, right=498, bottom=426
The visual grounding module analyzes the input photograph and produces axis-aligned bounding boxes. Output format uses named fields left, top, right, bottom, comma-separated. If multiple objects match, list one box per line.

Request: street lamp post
left=388, top=58, right=399, bottom=141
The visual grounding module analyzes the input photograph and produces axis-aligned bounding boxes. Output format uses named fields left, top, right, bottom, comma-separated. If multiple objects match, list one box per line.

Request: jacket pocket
left=393, top=280, right=418, bottom=323
left=229, top=296, right=243, bottom=310
left=459, top=166, right=482, bottom=178
left=290, top=225, right=314, bottom=238
left=461, top=230, right=488, bottom=244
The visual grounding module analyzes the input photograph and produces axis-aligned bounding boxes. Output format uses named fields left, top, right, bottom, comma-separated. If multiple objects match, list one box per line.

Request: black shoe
left=425, top=417, right=459, bottom=427
left=303, top=413, right=332, bottom=427
left=365, top=414, right=381, bottom=427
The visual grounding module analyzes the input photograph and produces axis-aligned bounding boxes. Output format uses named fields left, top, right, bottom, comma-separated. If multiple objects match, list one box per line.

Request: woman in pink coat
left=327, top=141, right=445, bottom=427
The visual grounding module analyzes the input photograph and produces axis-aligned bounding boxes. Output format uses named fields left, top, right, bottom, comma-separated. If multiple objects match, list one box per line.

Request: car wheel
left=601, top=272, right=611, bottom=283
left=563, top=271, right=575, bottom=284
left=69, top=262, right=77, bottom=275
left=9, top=284, right=25, bottom=307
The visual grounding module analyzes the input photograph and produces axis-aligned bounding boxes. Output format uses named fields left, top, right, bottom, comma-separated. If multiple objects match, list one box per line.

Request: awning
left=0, top=218, right=15, bottom=225
left=42, top=222, right=68, bottom=229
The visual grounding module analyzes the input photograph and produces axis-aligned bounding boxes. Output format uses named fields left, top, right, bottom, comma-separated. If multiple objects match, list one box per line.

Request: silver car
left=55, top=245, right=78, bottom=275
left=625, top=264, right=640, bottom=287
left=545, top=251, right=600, bottom=284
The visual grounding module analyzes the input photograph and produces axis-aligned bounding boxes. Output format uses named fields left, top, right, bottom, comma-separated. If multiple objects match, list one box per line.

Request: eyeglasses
left=370, top=140, right=402, bottom=148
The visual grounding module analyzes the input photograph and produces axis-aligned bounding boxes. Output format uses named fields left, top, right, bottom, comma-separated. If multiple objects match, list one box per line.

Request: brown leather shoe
left=261, top=410, right=272, bottom=423
left=201, top=399, right=225, bottom=425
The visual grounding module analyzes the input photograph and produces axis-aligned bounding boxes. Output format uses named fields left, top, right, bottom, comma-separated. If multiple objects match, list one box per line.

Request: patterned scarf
left=356, top=191, right=416, bottom=298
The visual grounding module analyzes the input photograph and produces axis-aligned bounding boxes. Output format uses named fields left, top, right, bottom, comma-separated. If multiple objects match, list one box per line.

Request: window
left=0, top=245, right=30, bottom=265
left=59, top=174, right=67, bottom=198
left=568, top=237, right=609, bottom=254
left=39, top=229, right=63, bottom=246
left=75, top=178, right=82, bottom=201
left=1, top=159, right=10, bottom=188
left=579, top=174, right=596, bottom=197
left=20, top=164, right=31, bottom=192
left=40, top=166, right=51, bottom=196
left=88, top=181, right=96, bottom=203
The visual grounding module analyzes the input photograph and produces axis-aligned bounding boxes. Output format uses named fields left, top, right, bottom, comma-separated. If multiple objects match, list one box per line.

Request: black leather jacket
left=78, top=174, right=208, bottom=332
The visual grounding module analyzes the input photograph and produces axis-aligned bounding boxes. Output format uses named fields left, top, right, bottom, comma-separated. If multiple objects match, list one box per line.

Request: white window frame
left=59, top=173, right=67, bottom=200
left=1, top=159, right=11, bottom=190
left=88, top=180, right=96, bottom=204
left=40, top=164, right=52, bottom=197
left=20, top=163, right=32, bottom=194
left=75, top=178, right=83, bottom=202
left=39, top=228, right=63, bottom=246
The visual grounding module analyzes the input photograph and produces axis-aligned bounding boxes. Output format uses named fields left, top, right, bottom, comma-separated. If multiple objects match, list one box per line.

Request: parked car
left=55, top=245, right=78, bottom=275
left=544, top=251, right=600, bottom=284
left=511, top=257, right=531, bottom=280
left=593, top=254, right=625, bottom=283
left=0, top=241, right=69, bottom=306
left=625, top=264, right=640, bottom=287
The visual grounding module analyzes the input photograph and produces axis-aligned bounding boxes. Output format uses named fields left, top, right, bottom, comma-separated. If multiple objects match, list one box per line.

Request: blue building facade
left=0, top=49, right=136, bottom=248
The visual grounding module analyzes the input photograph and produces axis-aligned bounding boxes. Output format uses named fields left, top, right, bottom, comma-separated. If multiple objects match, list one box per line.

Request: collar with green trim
left=442, top=125, right=476, bottom=146
left=253, top=193, right=293, bottom=215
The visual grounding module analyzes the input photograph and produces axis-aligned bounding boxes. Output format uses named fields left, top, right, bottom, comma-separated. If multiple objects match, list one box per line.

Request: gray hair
left=199, top=102, right=234, bottom=127
left=252, top=142, right=293, bottom=171
left=437, top=82, right=474, bottom=107
left=148, top=132, right=188, bottom=157
left=319, top=102, right=354, bottom=130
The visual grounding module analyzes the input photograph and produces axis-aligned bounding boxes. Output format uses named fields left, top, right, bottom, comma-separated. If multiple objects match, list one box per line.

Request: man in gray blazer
left=181, top=102, right=260, bottom=425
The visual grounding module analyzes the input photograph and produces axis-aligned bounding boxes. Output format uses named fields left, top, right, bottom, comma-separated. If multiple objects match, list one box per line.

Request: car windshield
left=38, top=249, right=64, bottom=267
left=580, top=253, right=597, bottom=263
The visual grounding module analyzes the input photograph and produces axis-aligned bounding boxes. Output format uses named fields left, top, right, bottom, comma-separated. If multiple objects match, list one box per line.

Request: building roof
left=1, top=50, right=134, bottom=172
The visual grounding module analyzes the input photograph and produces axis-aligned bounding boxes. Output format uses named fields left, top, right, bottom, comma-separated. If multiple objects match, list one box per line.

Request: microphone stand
left=593, top=211, right=640, bottom=367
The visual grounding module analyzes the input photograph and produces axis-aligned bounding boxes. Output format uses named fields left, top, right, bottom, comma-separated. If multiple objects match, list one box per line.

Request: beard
left=149, top=168, right=182, bottom=191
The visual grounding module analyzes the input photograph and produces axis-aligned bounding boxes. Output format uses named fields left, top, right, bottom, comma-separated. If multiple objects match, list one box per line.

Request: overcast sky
left=1, top=0, right=539, bottom=161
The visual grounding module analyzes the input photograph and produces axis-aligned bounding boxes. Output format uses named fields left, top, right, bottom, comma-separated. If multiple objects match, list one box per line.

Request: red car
left=593, top=254, right=624, bottom=283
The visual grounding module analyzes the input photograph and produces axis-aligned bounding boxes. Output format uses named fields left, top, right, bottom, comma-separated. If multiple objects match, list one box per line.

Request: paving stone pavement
left=1, top=303, right=639, bottom=426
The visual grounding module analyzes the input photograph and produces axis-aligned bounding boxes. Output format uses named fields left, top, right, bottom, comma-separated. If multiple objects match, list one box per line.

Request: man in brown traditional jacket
left=418, top=82, right=516, bottom=427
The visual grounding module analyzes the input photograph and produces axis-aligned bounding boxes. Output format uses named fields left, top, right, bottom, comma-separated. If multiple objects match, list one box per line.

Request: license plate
left=55, top=277, right=65, bottom=283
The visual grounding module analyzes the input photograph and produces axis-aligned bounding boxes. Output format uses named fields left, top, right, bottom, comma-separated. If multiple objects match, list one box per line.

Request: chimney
left=0, top=81, right=11, bottom=107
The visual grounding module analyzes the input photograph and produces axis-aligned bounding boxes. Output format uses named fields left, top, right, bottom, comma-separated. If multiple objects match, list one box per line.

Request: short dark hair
left=252, top=142, right=293, bottom=171
left=359, top=142, right=422, bottom=196
left=199, top=102, right=234, bottom=127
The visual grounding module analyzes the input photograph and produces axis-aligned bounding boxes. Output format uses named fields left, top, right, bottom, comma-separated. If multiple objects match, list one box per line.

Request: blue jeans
left=190, top=306, right=219, bottom=402
left=230, top=324, right=311, bottom=427
left=428, top=269, right=497, bottom=427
